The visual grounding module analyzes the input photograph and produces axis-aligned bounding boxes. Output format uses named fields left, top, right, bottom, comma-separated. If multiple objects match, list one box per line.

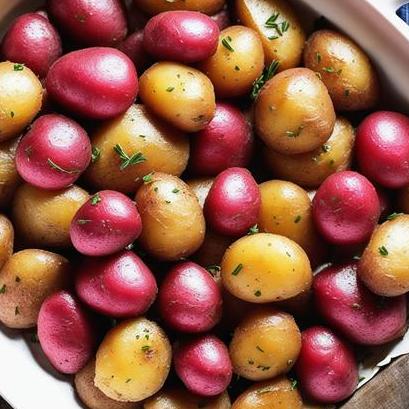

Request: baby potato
left=221, top=233, right=312, bottom=302
left=187, top=177, right=214, bottom=208
left=264, top=117, right=355, bottom=188
left=135, top=173, right=205, bottom=261
left=236, top=0, right=306, bottom=69
left=139, top=62, right=216, bottom=132
left=229, top=308, right=301, bottom=381
left=134, top=0, right=225, bottom=15
left=255, top=67, right=336, bottom=154
left=0, top=215, right=13, bottom=270
left=95, top=318, right=172, bottom=402
left=200, top=25, right=264, bottom=98
left=0, top=61, right=43, bottom=142
left=0, top=249, right=70, bottom=329
left=12, top=183, right=89, bottom=248
left=304, top=30, right=380, bottom=111
left=85, top=104, right=189, bottom=193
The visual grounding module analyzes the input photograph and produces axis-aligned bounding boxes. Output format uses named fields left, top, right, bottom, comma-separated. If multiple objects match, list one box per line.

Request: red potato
left=158, top=261, right=222, bottom=333
left=295, top=326, right=358, bottom=404
left=46, top=47, right=138, bottom=120
left=143, top=11, right=219, bottom=63
left=174, top=335, right=232, bottom=396
left=313, top=262, right=407, bottom=345
left=70, top=190, right=142, bottom=256
left=204, top=167, right=261, bottom=236
left=210, top=8, right=231, bottom=30
left=356, top=111, right=409, bottom=188
left=1, top=13, right=62, bottom=78
left=118, top=30, right=152, bottom=73
left=37, top=290, right=96, bottom=374
left=189, top=103, right=253, bottom=177
left=312, top=171, right=380, bottom=245
left=375, top=186, right=392, bottom=220
left=75, top=251, right=157, bottom=318
left=47, top=0, right=127, bottom=47
left=16, top=114, right=91, bottom=190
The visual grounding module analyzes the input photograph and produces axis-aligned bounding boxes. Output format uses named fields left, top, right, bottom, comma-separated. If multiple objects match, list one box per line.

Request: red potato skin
left=143, top=11, right=220, bottom=63
left=174, top=335, right=233, bottom=397
left=16, top=114, right=91, bottom=190
left=37, top=291, right=96, bottom=374
left=70, top=190, right=142, bottom=256
left=313, top=263, right=407, bottom=345
left=47, top=0, right=127, bottom=47
left=312, top=171, right=380, bottom=246
left=210, top=9, right=231, bottom=30
left=204, top=167, right=261, bottom=237
left=356, top=111, right=409, bottom=188
left=75, top=251, right=157, bottom=318
left=46, top=47, right=138, bottom=120
left=118, top=30, right=152, bottom=73
left=1, top=13, right=62, bottom=78
left=295, top=326, right=358, bottom=404
left=189, top=103, right=253, bottom=176
left=158, top=261, right=222, bottom=333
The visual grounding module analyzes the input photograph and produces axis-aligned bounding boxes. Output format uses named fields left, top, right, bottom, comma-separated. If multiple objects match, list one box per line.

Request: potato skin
left=187, top=177, right=214, bottom=208
left=255, top=67, right=336, bottom=154
left=133, top=0, right=225, bottom=15
left=0, top=137, right=21, bottom=208
left=0, top=249, right=70, bottom=329
left=0, top=215, right=13, bottom=270
left=304, top=29, right=379, bottom=111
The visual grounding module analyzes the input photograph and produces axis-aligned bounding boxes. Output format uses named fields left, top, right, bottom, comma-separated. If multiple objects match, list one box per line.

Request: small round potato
left=221, top=233, right=312, bottom=302
left=139, top=63, right=216, bottom=132
left=85, top=105, right=189, bottom=193
left=187, top=177, right=214, bottom=208
left=229, top=309, right=301, bottom=381
left=135, top=173, right=206, bottom=261
left=133, top=0, right=225, bottom=15
left=264, top=117, right=355, bottom=188
left=304, top=29, right=380, bottom=111
left=255, top=67, right=336, bottom=154
left=0, top=215, right=13, bottom=270
left=0, top=249, right=70, bottom=329
left=200, top=25, right=264, bottom=98
left=95, top=318, right=172, bottom=402
left=12, top=183, right=89, bottom=247
left=0, top=61, right=43, bottom=142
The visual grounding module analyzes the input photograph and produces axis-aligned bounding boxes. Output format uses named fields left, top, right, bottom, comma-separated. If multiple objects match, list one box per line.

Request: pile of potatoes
left=0, top=0, right=408, bottom=408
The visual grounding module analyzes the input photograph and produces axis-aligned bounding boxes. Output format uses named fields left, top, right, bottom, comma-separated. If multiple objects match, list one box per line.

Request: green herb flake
left=387, top=212, right=403, bottom=221
left=231, top=263, right=243, bottom=276
left=77, top=219, right=91, bottom=225
left=254, top=290, right=262, bottom=297
left=166, top=86, right=175, bottom=92
left=315, top=52, right=322, bottom=63
left=251, top=60, right=280, bottom=100
left=234, top=65, right=240, bottom=71
left=10, top=111, right=14, bottom=118
left=47, top=159, right=80, bottom=174
left=91, top=193, right=101, bottom=206
left=290, top=379, right=298, bottom=390
left=0, top=284, right=6, bottom=294
left=141, top=345, right=151, bottom=353
left=113, top=144, right=146, bottom=170
left=172, top=188, right=180, bottom=194
left=248, top=224, right=259, bottom=235
left=248, top=359, right=255, bottom=365
left=265, top=12, right=280, bottom=27
left=125, top=378, right=132, bottom=383
left=256, top=345, right=264, bottom=352
left=322, top=144, right=331, bottom=153
left=91, top=146, right=101, bottom=163
left=294, top=215, right=302, bottom=223
left=13, top=64, right=24, bottom=71
left=378, top=246, right=388, bottom=257
left=323, top=66, right=335, bottom=73
left=286, top=126, right=303, bottom=138
left=221, top=37, right=234, bottom=52
left=257, top=365, right=270, bottom=371
left=165, top=200, right=171, bottom=204
left=142, top=172, right=154, bottom=184
left=359, top=376, right=366, bottom=383
left=154, top=187, right=159, bottom=192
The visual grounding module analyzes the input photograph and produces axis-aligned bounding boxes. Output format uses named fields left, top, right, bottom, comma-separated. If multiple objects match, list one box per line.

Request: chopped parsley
left=142, top=172, right=154, bottom=184
left=248, top=224, right=259, bottom=235
left=231, top=263, right=243, bottom=276
left=91, top=146, right=101, bottom=163
left=90, top=193, right=101, bottom=206
left=378, top=246, right=388, bottom=257
left=221, top=36, right=234, bottom=52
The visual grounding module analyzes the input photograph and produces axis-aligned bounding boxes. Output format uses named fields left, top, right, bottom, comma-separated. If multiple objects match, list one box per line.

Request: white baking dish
left=0, top=1, right=408, bottom=408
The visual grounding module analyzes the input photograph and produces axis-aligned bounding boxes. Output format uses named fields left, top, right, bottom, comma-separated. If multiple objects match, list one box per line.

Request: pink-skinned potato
left=118, top=30, right=152, bottom=73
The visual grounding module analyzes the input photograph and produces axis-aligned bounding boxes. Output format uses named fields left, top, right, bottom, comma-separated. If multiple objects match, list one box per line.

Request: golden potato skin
left=95, top=318, right=172, bottom=402
left=12, top=184, right=89, bottom=248
left=134, top=0, right=225, bottom=15
left=187, top=177, right=214, bottom=208
left=0, top=215, right=13, bottom=270
left=255, top=67, right=336, bottom=154
left=0, top=62, right=43, bottom=142
left=200, top=25, right=264, bottom=98
left=0, top=249, right=70, bottom=329
left=221, top=233, right=312, bottom=303
left=359, top=215, right=409, bottom=296
left=236, top=0, right=306, bottom=69
left=304, top=30, right=380, bottom=111
left=85, top=105, right=189, bottom=193
left=0, top=137, right=21, bottom=208
left=139, top=63, right=216, bottom=132
left=229, top=309, right=301, bottom=381
left=264, top=117, right=355, bottom=188
left=135, top=173, right=205, bottom=261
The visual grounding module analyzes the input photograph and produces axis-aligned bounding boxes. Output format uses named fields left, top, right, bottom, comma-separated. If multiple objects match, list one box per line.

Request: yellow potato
left=236, top=0, right=306, bottom=69
left=139, top=63, right=216, bottom=132
left=133, top=0, right=225, bottom=15
left=0, top=137, right=21, bottom=208
left=221, top=233, right=312, bottom=302
left=0, top=215, right=13, bottom=270
left=84, top=104, right=189, bottom=193
left=95, top=318, right=172, bottom=402
left=187, top=177, right=214, bottom=208
left=255, top=67, right=336, bottom=154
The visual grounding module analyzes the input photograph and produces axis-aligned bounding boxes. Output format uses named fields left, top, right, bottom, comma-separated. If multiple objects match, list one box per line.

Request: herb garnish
left=251, top=60, right=280, bottom=99
left=231, top=263, right=243, bottom=276
left=378, top=246, right=388, bottom=256
left=113, top=144, right=146, bottom=170
left=221, top=36, right=234, bottom=52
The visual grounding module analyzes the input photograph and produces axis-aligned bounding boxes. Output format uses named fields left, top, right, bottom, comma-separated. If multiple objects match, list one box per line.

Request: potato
left=118, top=30, right=152, bottom=73
left=255, top=67, right=336, bottom=154
left=139, top=62, right=216, bottom=132
left=84, top=104, right=189, bottom=193
left=263, top=117, right=355, bottom=188
left=187, top=177, right=214, bottom=208
left=12, top=183, right=89, bottom=247
left=304, top=29, right=379, bottom=111
left=236, top=0, right=306, bottom=69
left=0, top=215, right=13, bottom=270
left=95, top=318, right=172, bottom=402
left=0, top=137, right=21, bottom=208
left=135, top=173, right=205, bottom=261
left=133, top=0, right=225, bottom=15
left=0, top=249, right=70, bottom=329
left=229, top=308, right=301, bottom=381
left=0, top=61, right=43, bottom=142
left=199, top=25, right=264, bottom=98
left=231, top=377, right=303, bottom=409
left=221, top=233, right=312, bottom=303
